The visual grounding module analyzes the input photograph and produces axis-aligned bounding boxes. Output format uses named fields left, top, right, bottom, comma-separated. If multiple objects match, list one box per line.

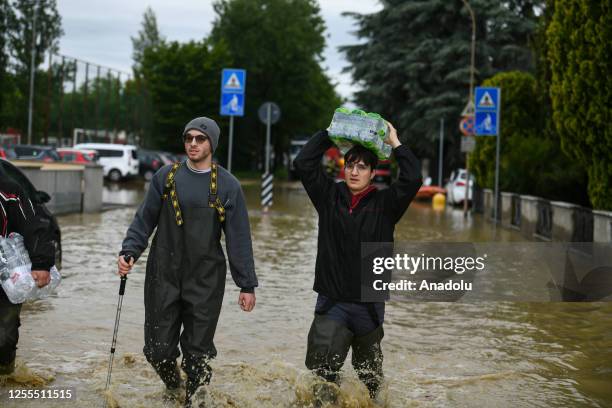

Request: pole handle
left=119, top=275, right=127, bottom=295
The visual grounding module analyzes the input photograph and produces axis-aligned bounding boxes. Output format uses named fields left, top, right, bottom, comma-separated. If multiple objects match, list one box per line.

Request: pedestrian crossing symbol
left=478, top=91, right=495, bottom=108
left=225, top=73, right=242, bottom=90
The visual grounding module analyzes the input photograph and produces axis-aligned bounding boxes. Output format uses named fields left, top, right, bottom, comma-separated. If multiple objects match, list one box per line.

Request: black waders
left=142, top=163, right=226, bottom=407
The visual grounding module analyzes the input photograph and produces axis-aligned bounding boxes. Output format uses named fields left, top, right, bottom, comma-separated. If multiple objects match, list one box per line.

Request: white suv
left=74, top=143, right=139, bottom=181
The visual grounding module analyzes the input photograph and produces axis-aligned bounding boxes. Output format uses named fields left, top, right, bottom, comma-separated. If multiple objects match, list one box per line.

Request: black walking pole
left=103, top=255, right=131, bottom=407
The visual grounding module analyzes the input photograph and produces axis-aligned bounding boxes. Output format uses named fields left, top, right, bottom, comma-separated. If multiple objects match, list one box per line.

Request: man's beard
left=189, top=150, right=211, bottom=163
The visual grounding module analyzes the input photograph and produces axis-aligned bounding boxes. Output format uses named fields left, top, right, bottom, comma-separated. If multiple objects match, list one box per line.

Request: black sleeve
left=382, top=144, right=423, bottom=224
left=293, top=130, right=335, bottom=211
left=120, top=168, right=166, bottom=260
left=2, top=181, right=55, bottom=271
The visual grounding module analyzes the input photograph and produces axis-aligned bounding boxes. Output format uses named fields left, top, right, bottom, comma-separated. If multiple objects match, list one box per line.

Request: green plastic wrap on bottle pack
left=327, top=107, right=392, bottom=160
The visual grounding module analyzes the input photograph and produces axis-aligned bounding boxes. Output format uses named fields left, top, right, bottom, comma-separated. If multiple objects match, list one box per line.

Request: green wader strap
left=208, top=162, right=226, bottom=223
left=162, top=163, right=184, bottom=226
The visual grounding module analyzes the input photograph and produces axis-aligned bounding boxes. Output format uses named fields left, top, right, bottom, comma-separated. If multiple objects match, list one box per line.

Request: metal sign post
left=220, top=68, right=246, bottom=172
left=474, top=86, right=502, bottom=222
left=438, top=118, right=444, bottom=187
left=258, top=102, right=281, bottom=211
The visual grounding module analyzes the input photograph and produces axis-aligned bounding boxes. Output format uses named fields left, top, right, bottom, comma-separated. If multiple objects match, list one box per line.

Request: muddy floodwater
left=2, top=181, right=611, bottom=407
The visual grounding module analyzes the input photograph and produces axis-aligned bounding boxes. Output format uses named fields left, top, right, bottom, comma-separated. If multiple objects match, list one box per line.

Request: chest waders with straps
left=143, top=161, right=227, bottom=399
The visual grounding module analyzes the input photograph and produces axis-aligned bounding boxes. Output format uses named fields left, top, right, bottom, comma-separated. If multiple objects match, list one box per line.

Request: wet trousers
left=0, top=290, right=21, bottom=373
left=305, top=296, right=385, bottom=398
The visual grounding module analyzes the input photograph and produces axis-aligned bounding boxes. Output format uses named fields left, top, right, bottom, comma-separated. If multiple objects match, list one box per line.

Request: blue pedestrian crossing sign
left=474, top=87, right=500, bottom=136
left=220, top=69, right=246, bottom=116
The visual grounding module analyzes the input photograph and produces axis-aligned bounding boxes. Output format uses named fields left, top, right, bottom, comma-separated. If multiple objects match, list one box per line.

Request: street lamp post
left=462, top=0, right=476, bottom=218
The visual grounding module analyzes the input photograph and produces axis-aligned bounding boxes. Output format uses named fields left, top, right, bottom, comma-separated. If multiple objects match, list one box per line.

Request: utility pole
left=462, top=0, right=476, bottom=218
left=27, top=1, right=39, bottom=144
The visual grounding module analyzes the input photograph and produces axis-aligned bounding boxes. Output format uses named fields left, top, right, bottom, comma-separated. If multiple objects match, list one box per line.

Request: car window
left=131, top=150, right=138, bottom=159
left=48, top=150, right=61, bottom=161
left=61, top=153, right=75, bottom=162
left=97, top=149, right=123, bottom=158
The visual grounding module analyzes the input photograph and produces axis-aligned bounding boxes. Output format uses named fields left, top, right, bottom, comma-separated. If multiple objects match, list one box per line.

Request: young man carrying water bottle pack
left=294, top=121, right=422, bottom=403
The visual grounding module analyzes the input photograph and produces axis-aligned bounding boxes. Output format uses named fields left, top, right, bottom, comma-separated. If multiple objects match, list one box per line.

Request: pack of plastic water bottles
left=327, top=107, right=392, bottom=160
left=0, top=233, right=61, bottom=304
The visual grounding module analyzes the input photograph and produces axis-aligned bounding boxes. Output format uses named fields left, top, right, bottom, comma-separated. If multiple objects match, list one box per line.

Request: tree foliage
left=131, top=6, right=164, bottom=75
left=0, top=0, right=63, bottom=136
left=470, top=71, right=588, bottom=205
left=341, top=0, right=542, bottom=175
left=547, top=0, right=611, bottom=210
left=140, top=39, right=231, bottom=151
left=7, top=0, right=62, bottom=72
left=209, top=0, right=341, bottom=169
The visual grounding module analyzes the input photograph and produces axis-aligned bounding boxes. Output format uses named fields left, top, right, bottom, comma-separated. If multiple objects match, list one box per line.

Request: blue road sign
left=474, top=87, right=500, bottom=136
left=220, top=69, right=246, bottom=116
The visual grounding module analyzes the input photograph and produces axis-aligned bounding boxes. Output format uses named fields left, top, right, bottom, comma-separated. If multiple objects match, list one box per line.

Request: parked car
left=158, top=151, right=180, bottom=165
left=57, top=148, right=99, bottom=164
left=13, top=145, right=60, bottom=162
left=73, top=143, right=139, bottom=181
left=289, top=139, right=308, bottom=180
left=0, top=158, right=62, bottom=269
left=138, top=149, right=165, bottom=181
left=0, top=146, right=16, bottom=159
left=445, top=168, right=474, bottom=205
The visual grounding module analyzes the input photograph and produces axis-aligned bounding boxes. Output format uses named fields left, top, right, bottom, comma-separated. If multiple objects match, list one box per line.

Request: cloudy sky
left=56, top=0, right=382, bottom=101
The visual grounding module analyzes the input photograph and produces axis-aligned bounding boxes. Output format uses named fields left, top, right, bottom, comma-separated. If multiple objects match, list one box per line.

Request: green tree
left=140, top=39, right=231, bottom=151
left=131, top=6, right=164, bottom=74
left=0, top=0, right=14, bottom=127
left=470, top=71, right=588, bottom=204
left=4, top=0, right=62, bottom=138
left=341, top=0, right=542, bottom=177
left=210, top=0, right=341, bottom=170
left=131, top=7, right=165, bottom=147
left=7, top=0, right=62, bottom=71
left=547, top=0, right=611, bottom=210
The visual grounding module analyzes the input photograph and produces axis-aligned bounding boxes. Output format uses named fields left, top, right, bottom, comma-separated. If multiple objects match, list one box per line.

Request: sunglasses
left=184, top=134, right=208, bottom=144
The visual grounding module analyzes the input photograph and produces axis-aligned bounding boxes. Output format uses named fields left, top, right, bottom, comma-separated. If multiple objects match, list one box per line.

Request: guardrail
left=480, top=189, right=611, bottom=243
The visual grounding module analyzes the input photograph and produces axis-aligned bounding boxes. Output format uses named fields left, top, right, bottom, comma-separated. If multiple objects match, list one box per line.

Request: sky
left=56, top=0, right=382, bottom=102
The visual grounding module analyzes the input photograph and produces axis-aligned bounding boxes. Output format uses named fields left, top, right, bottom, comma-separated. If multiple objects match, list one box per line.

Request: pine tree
left=131, top=7, right=164, bottom=74
left=340, top=0, right=542, bottom=174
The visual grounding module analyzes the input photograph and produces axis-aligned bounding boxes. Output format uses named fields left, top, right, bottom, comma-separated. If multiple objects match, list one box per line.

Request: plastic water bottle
left=0, top=234, right=35, bottom=304
left=8, top=232, right=31, bottom=269
left=28, top=265, right=61, bottom=300
left=327, top=107, right=392, bottom=160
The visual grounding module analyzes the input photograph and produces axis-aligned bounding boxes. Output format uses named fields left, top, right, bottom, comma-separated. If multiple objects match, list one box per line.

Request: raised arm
left=381, top=123, right=423, bottom=224
left=293, top=130, right=335, bottom=211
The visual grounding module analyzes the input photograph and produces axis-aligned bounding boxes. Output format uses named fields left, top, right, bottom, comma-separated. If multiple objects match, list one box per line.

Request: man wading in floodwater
left=117, top=117, right=258, bottom=407
left=294, top=123, right=421, bottom=403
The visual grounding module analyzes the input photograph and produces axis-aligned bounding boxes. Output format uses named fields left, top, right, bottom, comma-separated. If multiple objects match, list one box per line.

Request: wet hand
left=238, top=293, right=256, bottom=312
left=31, top=270, right=51, bottom=288
left=384, top=121, right=401, bottom=148
left=117, top=255, right=134, bottom=276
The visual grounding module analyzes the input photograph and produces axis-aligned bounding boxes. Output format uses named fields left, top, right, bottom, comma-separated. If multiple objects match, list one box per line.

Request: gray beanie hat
left=183, top=117, right=221, bottom=153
